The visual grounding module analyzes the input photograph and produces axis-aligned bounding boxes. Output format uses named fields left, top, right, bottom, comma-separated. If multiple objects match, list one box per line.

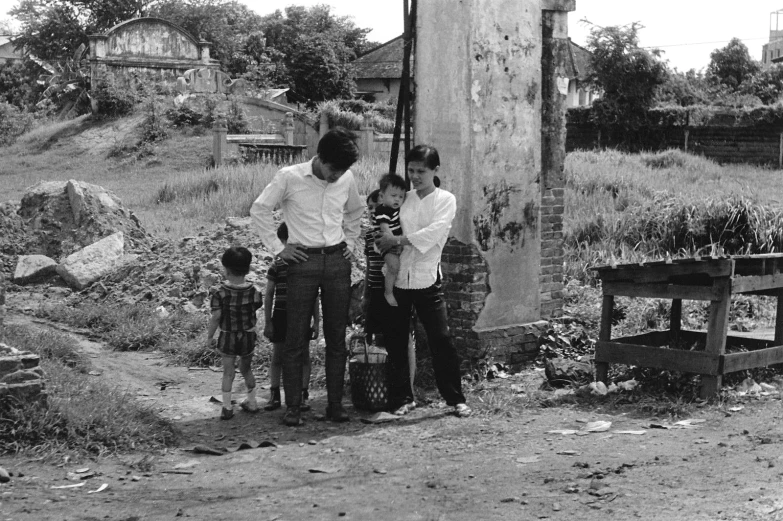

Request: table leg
left=701, top=279, right=730, bottom=399
left=775, top=290, right=783, bottom=345
left=670, top=298, right=682, bottom=347
left=595, top=295, right=614, bottom=384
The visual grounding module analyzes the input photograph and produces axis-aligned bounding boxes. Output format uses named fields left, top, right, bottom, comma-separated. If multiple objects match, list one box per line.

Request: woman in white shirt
left=376, top=145, right=471, bottom=418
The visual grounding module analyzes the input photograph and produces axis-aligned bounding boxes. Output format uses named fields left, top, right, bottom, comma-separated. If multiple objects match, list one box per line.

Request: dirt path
left=2, top=309, right=783, bottom=521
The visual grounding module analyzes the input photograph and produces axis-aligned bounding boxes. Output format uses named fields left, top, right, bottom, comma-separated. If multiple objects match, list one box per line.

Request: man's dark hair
left=367, top=188, right=380, bottom=204
left=222, top=246, right=252, bottom=276
left=317, top=127, right=359, bottom=170
left=276, top=222, right=288, bottom=242
left=379, top=174, right=407, bottom=193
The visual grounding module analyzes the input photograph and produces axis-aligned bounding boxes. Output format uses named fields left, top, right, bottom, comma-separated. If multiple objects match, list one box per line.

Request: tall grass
left=565, top=149, right=783, bottom=283
left=0, top=325, right=177, bottom=457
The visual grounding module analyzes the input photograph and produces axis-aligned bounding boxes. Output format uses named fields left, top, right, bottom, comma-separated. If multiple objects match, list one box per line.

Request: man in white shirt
left=251, top=128, right=364, bottom=426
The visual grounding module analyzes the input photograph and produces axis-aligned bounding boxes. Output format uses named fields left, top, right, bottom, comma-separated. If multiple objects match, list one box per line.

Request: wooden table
left=593, top=254, right=783, bottom=398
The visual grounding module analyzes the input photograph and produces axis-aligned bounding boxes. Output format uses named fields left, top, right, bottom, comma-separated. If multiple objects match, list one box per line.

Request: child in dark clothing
left=207, top=246, right=263, bottom=420
left=374, top=174, right=407, bottom=307
left=263, top=223, right=320, bottom=412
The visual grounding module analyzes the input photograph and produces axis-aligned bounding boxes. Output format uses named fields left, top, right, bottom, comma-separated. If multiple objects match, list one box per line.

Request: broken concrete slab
left=56, top=232, right=125, bottom=290
left=13, top=254, right=58, bottom=284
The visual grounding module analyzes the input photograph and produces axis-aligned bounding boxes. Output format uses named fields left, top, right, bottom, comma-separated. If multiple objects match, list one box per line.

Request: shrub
left=0, top=102, right=36, bottom=145
left=92, top=75, right=140, bottom=118
left=165, top=105, right=204, bottom=128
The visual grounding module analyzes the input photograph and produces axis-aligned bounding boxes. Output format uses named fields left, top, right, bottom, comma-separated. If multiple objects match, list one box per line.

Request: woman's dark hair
left=317, top=127, right=359, bottom=170
left=222, top=246, right=252, bottom=276
left=367, top=188, right=380, bottom=204
left=406, top=144, right=440, bottom=170
left=379, top=173, right=407, bottom=192
left=276, top=222, right=288, bottom=242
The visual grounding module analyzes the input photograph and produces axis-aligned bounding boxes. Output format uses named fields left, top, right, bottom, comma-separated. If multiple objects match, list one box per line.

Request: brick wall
left=567, top=122, right=783, bottom=166
left=441, top=239, right=550, bottom=368
left=540, top=187, right=565, bottom=319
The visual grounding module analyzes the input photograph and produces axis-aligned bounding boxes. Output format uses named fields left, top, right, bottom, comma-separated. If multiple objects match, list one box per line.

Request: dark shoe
left=300, top=389, right=311, bottom=412
left=264, top=388, right=281, bottom=411
left=220, top=407, right=234, bottom=420
left=283, top=406, right=301, bottom=427
left=325, top=403, right=349, bottom=423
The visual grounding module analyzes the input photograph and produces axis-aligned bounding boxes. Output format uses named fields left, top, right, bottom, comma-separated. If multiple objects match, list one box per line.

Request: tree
left=0, top=59, right=45, bottom=110
left=584, top=22, right=667, bottom=129
left=707, top=37, right=760, bottom=90
left=741, top=64, right=783, bottom=105
left=259, top=5, right=371, bottom=103
left=10, top=0, right=154, bottom=62
left=655, top=68, right=712, bottom=107
left=150, top=0, right=264, bottom=73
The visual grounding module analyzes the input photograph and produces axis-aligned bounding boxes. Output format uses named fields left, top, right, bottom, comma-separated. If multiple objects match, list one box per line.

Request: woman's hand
left=375, top=231, right=399, bottom=254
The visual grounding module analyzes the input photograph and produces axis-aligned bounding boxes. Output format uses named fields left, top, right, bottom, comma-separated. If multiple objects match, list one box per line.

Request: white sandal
left=392, top=402, right=416, bottom=416
left=454, top=403, right=472, bottom=418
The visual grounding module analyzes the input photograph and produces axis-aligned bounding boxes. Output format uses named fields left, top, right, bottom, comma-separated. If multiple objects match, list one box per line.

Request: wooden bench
left=593, top=254, right=783, bottom=398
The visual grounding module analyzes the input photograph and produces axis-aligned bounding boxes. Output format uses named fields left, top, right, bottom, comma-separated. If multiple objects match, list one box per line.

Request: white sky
left=1, top=0, right=781, bottom=72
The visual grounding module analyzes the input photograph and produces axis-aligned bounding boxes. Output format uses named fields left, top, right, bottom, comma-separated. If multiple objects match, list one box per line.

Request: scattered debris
left=87, top=483, right=108, bottom=493
left=309, top=467, right=340, bottom=474
left=516, top=456, right=541, bottom=464
left=360, top=412, right=400, bottom=424
left=0, top=467, right=9, bottom=483
left=51, top=483, right=85, bottom=489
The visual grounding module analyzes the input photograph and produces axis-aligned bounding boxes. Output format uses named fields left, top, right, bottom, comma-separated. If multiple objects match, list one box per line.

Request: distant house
left=353, top=35, right=596, bottom=107
left=0, top=35, right=24, bottom=64
left=353, top=36, right=412, bottom=102
left=565, top=39, right=598, bottom=108
left=762, top=9, right=783, bottom=67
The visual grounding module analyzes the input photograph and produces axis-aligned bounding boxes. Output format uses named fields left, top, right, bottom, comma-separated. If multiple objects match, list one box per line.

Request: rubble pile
left=0, top=180, right=152, bottom=279
left=1, top=180, right=367, bottom=318
left=77, top=216, right=367, bottom=315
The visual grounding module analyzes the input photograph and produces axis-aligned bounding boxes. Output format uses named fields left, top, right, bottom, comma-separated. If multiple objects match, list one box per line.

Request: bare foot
left=384, top=292, right=398, bottom=307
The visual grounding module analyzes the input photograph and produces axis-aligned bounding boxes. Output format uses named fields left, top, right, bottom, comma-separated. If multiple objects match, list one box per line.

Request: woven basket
left=348, top=334, right=388, bottom=412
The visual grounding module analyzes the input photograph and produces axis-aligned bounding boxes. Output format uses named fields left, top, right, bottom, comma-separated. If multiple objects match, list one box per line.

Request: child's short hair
left=222, top=246, right=252, bottom=276
left=276, top=222, right=289, bottom=242
left=317, top=128, right=359, bottom=170
left=379, top=174, right=407, bottom=193
left=367, top=189, right=380, bottom=204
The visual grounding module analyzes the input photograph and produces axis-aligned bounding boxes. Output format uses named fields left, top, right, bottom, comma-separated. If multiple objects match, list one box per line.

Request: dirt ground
left=2, top=295, right=783, bottom=521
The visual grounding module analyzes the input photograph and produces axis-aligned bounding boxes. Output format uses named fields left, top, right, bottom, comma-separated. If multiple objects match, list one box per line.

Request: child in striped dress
left=207, top=246, right=263, bottom=420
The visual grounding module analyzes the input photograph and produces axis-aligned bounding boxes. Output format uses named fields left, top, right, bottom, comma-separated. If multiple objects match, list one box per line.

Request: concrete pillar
left=415, top=0, right=573, bottom=364
left=540, top=2, right=575, bottom=320
left=212, top=116, right=227, bottom=167
left=285, top=112, right=295, bottom=146
left=200, top=41, right=212, bottom=64
left=360, top=114, right=374, bottom=157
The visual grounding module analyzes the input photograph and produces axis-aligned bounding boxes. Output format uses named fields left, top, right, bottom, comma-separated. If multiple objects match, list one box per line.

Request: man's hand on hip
left=343, top=248, right=356, bottom=262
left=278, top=244, right=309, bottom=263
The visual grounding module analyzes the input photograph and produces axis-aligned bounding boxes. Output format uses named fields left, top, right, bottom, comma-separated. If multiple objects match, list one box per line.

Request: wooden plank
left=725, top=335, right=774, bottom=351
left=595, top=260, right=734, bottom=284
left=602, top=281, right=723, bottom=301
left=731, top=274, right=783, bottom=294
left=595, top=341, right=720, bottom=375
left=612, top=330, right=670, bottom=347
left=596, top=295, right=614, bottom=384
left=670, top=299, right=682, bottom=345
left=776, top=292, right=783, bottom=345
left=722, top=346, right=783, bottom=373
left=702, top=278, right=731, bottom=398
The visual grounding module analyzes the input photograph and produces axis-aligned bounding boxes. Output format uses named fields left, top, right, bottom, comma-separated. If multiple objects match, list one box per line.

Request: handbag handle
left=349, top=333, right=369, bottom=363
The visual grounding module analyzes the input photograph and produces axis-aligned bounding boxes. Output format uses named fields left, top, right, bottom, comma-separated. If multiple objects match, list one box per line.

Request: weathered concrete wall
left=415, top=0, right=543, bottom=331
left=106, top=19, right=199, bottom=60
left=89, top=18, right=218, bottom=91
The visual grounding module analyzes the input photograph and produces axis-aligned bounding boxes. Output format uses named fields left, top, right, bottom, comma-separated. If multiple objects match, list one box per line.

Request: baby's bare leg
left=384, top=253, right=401, bottom=307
